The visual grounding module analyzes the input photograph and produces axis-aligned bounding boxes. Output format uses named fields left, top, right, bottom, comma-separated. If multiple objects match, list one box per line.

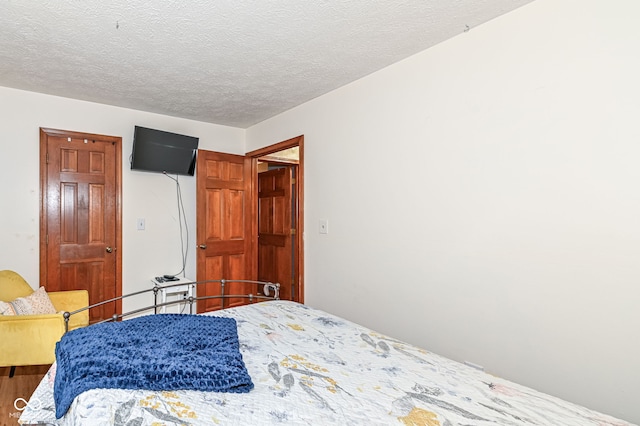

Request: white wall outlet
left=319, top=219, right=329, bottom=234
left=136, top=218, right=145, bottom=230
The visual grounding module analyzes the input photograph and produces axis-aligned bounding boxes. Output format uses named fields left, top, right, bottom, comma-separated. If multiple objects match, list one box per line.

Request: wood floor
left=0, top=366, right=49, bottom=426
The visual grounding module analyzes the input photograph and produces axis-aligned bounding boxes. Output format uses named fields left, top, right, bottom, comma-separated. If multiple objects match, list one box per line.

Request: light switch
left=319, top=219, right=329, bottom=234
left=137, top=218, right=145, bottom=230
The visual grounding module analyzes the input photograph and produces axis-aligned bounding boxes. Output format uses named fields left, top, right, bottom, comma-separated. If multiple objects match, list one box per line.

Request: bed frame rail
left=63, top=279, right=280, bottom=331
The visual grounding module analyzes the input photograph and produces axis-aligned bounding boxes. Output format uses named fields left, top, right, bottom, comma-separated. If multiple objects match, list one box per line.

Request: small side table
left=151, top=277, right=196, bottom=313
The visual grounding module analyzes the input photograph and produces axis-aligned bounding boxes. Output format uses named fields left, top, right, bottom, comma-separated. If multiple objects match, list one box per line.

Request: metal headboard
left=63, top=279, right=280, bottom=331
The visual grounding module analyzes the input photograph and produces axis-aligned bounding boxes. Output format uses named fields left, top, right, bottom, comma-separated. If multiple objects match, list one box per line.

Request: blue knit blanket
left=54, top=314, right=253, bottom=418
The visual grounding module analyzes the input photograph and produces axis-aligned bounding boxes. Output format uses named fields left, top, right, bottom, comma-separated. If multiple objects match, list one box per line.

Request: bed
left=20, top=298, right=631, bottom=425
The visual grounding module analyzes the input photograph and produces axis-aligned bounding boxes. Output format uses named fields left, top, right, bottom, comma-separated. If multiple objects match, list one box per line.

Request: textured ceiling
left=0, top=1, right=534, bottom=128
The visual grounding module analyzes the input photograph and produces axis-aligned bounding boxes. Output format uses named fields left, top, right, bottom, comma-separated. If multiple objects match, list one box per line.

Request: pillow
left=0, top=286, right=57, bottom=316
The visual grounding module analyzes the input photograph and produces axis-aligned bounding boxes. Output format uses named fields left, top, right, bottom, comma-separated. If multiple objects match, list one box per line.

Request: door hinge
left=290, top=228, right=296, bottom=235
left=291, top=178, right=296, bottom=184
left=46, top=234, right=48, bottom=245
left=46, top=152, right=49, bottom=164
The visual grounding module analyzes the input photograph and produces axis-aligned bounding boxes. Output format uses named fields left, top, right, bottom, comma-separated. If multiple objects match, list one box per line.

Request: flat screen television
left=130, top=126, right=199, bottom=176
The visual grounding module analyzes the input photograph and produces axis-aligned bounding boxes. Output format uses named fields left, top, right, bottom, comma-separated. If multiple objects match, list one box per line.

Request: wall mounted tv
left=130, top=126, right=199, bottom=176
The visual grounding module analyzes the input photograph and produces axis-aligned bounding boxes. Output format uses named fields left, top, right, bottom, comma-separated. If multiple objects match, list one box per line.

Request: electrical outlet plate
left=136, top=218, right=145, bottom=230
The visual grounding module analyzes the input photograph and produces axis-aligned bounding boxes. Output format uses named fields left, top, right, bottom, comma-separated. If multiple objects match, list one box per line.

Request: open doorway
left=247, top=136, right=304, bottom=303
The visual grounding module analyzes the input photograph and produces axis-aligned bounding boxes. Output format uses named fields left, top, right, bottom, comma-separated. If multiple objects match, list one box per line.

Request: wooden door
left=258, top=167, right=296, bottom=301
left=196, top=150, right=253, bottom=313
left=246, top=135, right=304, bottom=304
left=40, top=128, right=122, bottom=322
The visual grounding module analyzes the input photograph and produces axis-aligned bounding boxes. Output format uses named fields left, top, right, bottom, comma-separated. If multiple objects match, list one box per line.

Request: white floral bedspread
left=20, top=300, right=631, bottom=425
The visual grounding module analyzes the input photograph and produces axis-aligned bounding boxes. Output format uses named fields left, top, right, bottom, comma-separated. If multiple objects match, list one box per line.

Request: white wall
left=247, top=0, right=640, bottom=423
left=0, top=87, right=244, bottom=313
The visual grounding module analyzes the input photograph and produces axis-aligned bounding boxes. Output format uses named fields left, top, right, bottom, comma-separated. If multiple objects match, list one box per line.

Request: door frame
left=246, top=135, right=304, bottom=303
left=39, top=127, right=123, bottom=315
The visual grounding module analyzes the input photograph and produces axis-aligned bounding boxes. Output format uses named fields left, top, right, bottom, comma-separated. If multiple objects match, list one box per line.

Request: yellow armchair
left=0, top=270, right=89, bottom=370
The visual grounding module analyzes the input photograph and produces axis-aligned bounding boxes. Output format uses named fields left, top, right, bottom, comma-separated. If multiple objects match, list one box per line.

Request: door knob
left=198, top=244, right=207, bottom=250
left=106, top=246, right=113, bottom=253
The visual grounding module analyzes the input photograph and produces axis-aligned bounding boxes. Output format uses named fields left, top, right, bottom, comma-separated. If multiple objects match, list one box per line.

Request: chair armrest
left=0, top=314, right=65, bottom=366
left=48, top=290, right=90, bottom=330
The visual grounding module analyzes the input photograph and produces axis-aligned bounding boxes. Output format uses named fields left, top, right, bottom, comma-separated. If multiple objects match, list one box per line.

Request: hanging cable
left=163, top=172, right=189, bottom=277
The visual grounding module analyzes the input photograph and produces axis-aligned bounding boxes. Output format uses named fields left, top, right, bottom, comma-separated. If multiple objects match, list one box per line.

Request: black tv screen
left=130, top=126, right=199, bottom=176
